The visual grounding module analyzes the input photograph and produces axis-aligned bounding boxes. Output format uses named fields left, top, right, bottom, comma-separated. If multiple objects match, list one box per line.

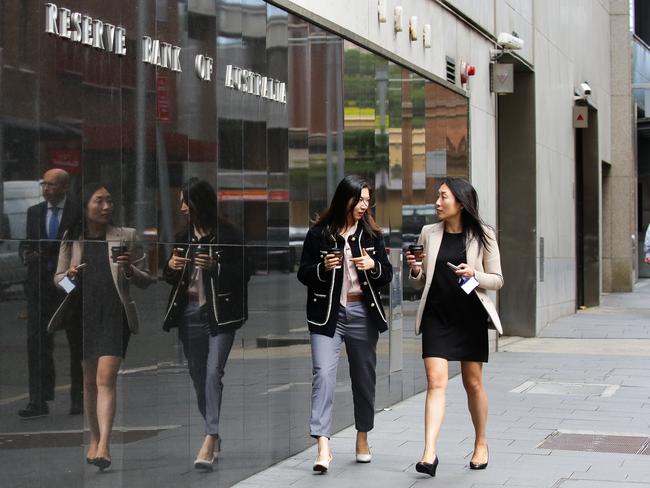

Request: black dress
left=80, top=238, right=130, bottom=359
left=421, top=232, right=488, bottom=362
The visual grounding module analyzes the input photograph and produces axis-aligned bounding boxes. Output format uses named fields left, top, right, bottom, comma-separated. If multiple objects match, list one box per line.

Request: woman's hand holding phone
left=447, top=261, right=475, bottom=278
left=67, top=263, right=86, bottom=278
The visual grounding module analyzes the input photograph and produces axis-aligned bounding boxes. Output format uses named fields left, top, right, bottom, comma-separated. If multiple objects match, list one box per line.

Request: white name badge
left=460, top=276, right=479, bottom=294
left=58, top=275, right=77, bottom=294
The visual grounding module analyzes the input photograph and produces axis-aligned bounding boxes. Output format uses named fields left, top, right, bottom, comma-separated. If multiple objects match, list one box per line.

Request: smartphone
left=446, top=262, right=460, bottom=271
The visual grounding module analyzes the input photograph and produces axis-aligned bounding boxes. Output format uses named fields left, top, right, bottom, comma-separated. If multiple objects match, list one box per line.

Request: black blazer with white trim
left=162, top=223, right=249, bottom=336
left=297, top=223, right=393, bottom=337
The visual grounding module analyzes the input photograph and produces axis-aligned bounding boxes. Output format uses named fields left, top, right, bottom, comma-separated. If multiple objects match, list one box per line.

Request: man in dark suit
left=18, top=168, right=82, bottom=418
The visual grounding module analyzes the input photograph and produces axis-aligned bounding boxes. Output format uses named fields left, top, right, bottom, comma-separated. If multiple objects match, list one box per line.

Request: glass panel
left=0, top=2, right=469, bottom=485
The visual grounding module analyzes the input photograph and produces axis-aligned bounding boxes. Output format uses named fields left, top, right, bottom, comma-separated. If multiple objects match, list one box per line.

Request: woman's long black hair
left=441, top=177, right=492, bottom=251
left=315, top=175, right=382, bottom=240
left=181, top=178, right=219, bottom=235
left=67, top=182, right=113, bottom=240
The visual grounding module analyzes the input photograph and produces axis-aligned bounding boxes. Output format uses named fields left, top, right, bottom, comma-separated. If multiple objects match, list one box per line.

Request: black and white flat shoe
left=194, top=455, right=216, bottom=471
left=313, top=454, right=333, bottom=472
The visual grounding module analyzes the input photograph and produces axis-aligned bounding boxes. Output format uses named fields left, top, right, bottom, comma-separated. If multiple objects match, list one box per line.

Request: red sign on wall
left=49, top=149, right=81, bottom=175
left=157, top=75, right=171, bottom=122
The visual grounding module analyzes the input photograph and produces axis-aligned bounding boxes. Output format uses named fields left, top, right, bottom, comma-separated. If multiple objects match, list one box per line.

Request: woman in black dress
left=52, top=184, right=154, bottom=471
left=406, top=178, right=503, bottom=477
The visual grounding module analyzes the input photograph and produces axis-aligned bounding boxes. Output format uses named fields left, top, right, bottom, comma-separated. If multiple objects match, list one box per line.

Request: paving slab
left=234, top=282, right=650, bottom=488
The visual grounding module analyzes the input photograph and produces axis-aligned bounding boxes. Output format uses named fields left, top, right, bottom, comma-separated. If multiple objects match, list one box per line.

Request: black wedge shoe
left=415, top=456, right=439, bottom=477
left=469, top=446, right=489, bottom=470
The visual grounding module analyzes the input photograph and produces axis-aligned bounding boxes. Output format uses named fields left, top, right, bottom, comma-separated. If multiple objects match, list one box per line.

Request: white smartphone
left=446, top=262, right=460, bottom=271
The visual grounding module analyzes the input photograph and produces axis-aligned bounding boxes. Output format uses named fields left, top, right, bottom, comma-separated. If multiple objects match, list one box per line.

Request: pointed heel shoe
left=469, top=446, right=489, bottom=470
left=415, top=456, right=439, bottom=477
left=93, top=457, right=111, bottom=472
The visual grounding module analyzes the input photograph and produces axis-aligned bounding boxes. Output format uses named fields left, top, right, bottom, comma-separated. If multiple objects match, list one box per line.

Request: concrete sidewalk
left=234, top=282, right=650, bottom=488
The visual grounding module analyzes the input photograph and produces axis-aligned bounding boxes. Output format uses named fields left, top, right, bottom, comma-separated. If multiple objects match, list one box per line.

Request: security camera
left=580, top=82, right=591, bottom=96
left=497, top=32, right=524, bottom=50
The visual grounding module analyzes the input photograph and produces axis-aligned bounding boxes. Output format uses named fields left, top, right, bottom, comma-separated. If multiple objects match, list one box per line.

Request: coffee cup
left=173, top=246, right=188, bottom=258
left=409, top=244, right=424, bottom=266
left=193, top=245, right=210, bottom=260
left=111, top=245, right=128, bottom=263
left=328, top=248, right=343, bottom=269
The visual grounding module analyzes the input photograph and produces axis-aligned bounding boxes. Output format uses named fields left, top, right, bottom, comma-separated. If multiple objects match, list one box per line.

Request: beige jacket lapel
left=424, top=223, right=444, bottom=285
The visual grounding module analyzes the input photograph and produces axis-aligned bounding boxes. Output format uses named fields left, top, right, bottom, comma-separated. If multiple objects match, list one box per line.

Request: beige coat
left=409, top=222, right=504, bottom=335
left=49, top=226, right=154, bottom=334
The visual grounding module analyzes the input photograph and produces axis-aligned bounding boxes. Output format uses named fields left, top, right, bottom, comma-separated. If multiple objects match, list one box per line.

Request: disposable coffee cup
left=409, top=244, right=424, bottom=266
left=193, top=245, right=210, bottom=260
left=173, top=246, right=188, bottom=257
left=328, top=248, right=343, bottom=269
left=111, top=245, right=128, bottom=263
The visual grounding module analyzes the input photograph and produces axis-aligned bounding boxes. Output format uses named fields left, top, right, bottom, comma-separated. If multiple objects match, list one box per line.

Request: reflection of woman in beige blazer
left=50, top=184, right=154, bottom=472
left=406, top=178, right=503, bottom=477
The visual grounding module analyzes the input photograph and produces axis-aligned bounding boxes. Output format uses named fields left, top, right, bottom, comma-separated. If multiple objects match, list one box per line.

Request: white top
left=340, top=222, right=362, bottom=307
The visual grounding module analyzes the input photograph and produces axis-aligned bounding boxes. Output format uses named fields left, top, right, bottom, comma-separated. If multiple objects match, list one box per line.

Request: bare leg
left=421, top=357, right=448, bottom=463
left=356, top=431, right=369, bottom=454
left=94, top=356, right=122, bottom=461
left=461, top=361, right=488, bottom=464
left=317, top=436, right=331, bottom=462
left=82, top=360, right=99, bottom=460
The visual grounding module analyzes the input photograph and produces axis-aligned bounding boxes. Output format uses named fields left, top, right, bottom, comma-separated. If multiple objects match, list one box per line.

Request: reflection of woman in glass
left=162, top=178, right=247, bottom=471
left=406, top=178, right=503, bottom=477
left=298, top=175, right=393, bottom=473
left=51, top=184, right=154, bottom=471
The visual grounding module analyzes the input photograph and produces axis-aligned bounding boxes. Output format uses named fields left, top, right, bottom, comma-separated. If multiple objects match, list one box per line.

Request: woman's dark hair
left=441, top=177, right=491, bottom=251
left=181, top=178, right=219, bottom=234
left=68, top=182, right=113, bottom=239
left=315, top=175, right=382, bottom=239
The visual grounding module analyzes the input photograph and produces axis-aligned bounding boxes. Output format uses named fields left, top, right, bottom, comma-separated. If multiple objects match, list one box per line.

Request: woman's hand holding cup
left=323, top=248, right=342, bottom=271
left=406, top=245, right=425, bottom=276
left=168, top=247, right=190, bottom=271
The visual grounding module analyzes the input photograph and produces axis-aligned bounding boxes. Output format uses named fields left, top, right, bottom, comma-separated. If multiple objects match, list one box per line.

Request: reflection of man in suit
left=18, top=169, right=82, bottom=418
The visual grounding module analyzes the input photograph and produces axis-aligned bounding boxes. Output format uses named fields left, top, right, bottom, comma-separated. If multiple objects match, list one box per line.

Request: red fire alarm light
left=460, top=62, right=476, bottom=84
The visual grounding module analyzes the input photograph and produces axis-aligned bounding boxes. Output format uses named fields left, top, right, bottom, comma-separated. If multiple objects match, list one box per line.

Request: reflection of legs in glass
left=179, top=326, right=209, bottom=419
left=82, top=359, right=99, bottom=462
left=195, top=330, right=235, bottom=467
left=461, top=361, right=489, bottom=469
left=66, top=326, right=84, bottom=415
left=83, top=356, right=121, bottom=471
left=420, top=357, right=448, bottom=467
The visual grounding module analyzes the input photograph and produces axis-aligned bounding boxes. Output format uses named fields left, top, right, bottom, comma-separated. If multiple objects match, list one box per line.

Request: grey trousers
left=310, top=302, right=379, bottom=438
left=179, top=303, right=235, bottom=437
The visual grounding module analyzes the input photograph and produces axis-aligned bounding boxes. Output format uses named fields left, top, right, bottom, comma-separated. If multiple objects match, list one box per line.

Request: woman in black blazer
left=162, top=178, right=247, bottom=471
left=298, top=175, right=393, bottom=472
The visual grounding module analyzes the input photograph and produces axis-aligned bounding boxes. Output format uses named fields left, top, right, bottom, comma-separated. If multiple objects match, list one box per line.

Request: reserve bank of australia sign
left=44, top=3, right=287, bottom=104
